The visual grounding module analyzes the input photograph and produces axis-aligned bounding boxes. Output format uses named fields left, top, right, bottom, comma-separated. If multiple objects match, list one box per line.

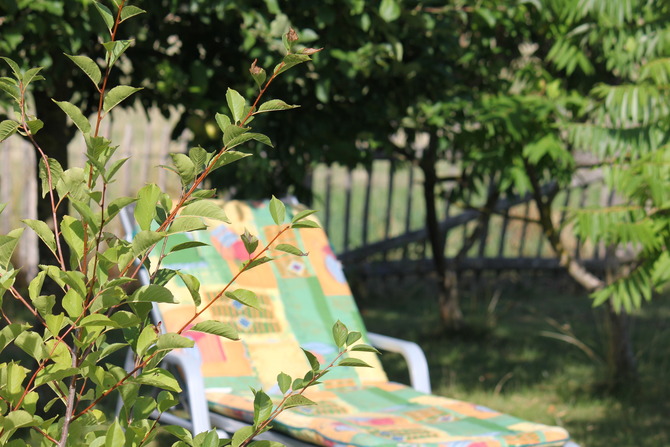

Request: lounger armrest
left=159, top=349, right=215, bottom=436
left=367, top=332, right=431, bottom=394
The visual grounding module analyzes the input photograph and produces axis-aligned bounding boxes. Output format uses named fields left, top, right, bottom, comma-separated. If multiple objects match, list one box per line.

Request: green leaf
left=337, top=358, right=373, bottom=368
left=349, top=344, right=381, bottom=354
left=132, top=230, right=166, bottom=256
left=275, top=243, right=306, bottom=256
left=283, top=395, right=316, bottom=409
left=135, top=368, right=182, bottom=392
left=168, top=216, right=206, bottom=234
left=38, top=158, right=64, bottom=198
left=129, top=284, right=177, bottom=303
left=209, top=150, right=252, bottom=171
left=55, top=167, right=88, bottom=202
left=60, top=216, right=85, bottom=262
left=189, top=145, right=210, bottom=171
left=277, top=372, right=291, bottom=394
left=225, top=289, right=260, bottom=309
left=79, top=314, right=116, bottom=328
left=180, top=200, right=230, bottom=223
left=232, top=426, right=254, bottom=447
left=0, top=120, right=19, bottom=142
left=170, top=153, right=196, bottom=187
left=241, top=229, right=259, bottom=254
left=93, top=1, right=115, bottom=31
left=110, top=311, right=140, bottom=328
left=22, top=66, right=44, bottom=87
left=379, top=0, right=401, bottom=22
left=332, top=320, right=347, bottom=348
left=52, top=100, right=91, bottom=134
left=346, top=331, right=362, bottom=346
left=135, top=183, right=161, bottom=231
left=190, top=320, right=239, bottom=340
left=215, top=112, right=231, bottom=132
left=274, top=54, right=311, bottom=76
left=1, top=57, right=21, bottom=79
left=226, top=88, right=247, bottom=123
left=14, top=330, right=47, bottom=361
left=0, top=228, right=23, bottom=269
left=162, top=426, right=193, bottom=445
left=301, top=348, right=320, bottom=371
left=62, top=288, right=84, bottom=319
left=250, top=61, right=266, bottom=89
left=0, top=323, right=30, bottom=351
left=242, top=256, right=273, bottom=270
left=102, top=39, right=132, bottom=68
left=120, top=5, right=146, bottom=21
left=291, top=219, right=320, bottom=229
left=169, top=241, right=208, bottom=254
left=156, top=333, right=195, bottom=351
left=105, top=420, right=125, bottom=447
left=253, top=389, right=273, bottom=426
left=226, top=132, right=273, bottom=150
left=65, top=54, right=101, bottom=86
left=175, top=271, right=202, bottom=306
left=269, top=196, right=286, bottom=225
left=157, top=390, right=179, bottom=413
left=103, top=85, right=142, bottom=113
left=26, top=119, right=43, bottom=135
left=256, top=99, right=300, bottom=114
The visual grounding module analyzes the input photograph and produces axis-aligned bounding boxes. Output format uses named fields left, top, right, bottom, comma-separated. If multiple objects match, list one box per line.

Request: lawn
left=355, top=272, right=670, bottom=447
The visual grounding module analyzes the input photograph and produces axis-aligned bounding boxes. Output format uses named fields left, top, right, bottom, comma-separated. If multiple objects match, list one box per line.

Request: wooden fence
left=0, top=105, right=611, bottom=280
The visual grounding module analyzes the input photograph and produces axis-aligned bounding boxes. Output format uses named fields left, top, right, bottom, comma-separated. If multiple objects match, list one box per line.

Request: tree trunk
left=604, top=301, right=637, bottom=387
left=420, top=136, right=463, bottom=329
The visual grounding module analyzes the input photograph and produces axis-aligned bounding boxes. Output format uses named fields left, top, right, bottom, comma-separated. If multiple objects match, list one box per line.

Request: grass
left=354, top=272, right=670, bottom=447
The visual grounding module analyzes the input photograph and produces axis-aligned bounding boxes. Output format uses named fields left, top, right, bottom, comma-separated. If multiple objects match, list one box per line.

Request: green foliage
left=0, top=4, right=370, bottom=446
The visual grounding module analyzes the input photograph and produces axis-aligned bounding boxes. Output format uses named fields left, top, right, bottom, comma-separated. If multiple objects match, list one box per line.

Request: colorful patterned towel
left=152, top=200, right=571, bottom=447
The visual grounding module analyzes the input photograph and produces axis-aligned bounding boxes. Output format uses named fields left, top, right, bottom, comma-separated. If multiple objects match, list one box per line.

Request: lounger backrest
left=149, top=200, right=387, bottom=394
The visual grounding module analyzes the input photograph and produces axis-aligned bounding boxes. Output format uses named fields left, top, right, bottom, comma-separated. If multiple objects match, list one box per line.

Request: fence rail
left=1, top=106, right=611, bottom=281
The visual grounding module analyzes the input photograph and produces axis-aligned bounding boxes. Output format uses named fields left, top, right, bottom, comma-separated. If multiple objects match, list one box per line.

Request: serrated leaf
left=189, top=146, right=210, bottom=171
left=349, top=344, right=381, bottom=354
left=275, top=243, right=306, bottom=256
left=225, top=289, right=260, bottom=309
left=253, top=389, right=273, bottom=426
left=190, top=320, right=239, bottom=340
left=277, top=372, right=291, bottom=394
left=337, top=357, right=373, bottom=368
left=156, top=333, right=195, bottom=351
left=53, top=100, right=91, bottom=134
left=93, top=1, right=115, bottom=31
left=226, top=88, right=247, bottom=123
left=103, top=85, right=142, bottom=113
left=180, top=200, right=230, bottom=223
left=269, top=196, right=286, bottom=225
left=65, top=54, right=101, bottom=86
left=283, top=395, right=316, bottom=409
left=120, top=5, right=145, bottom=21
left=0, top=120, right=19, bottom=142
left=256, top=99, right=300, bottom=114
left=22, top=219, right=57, bottom=254
left=129, top=284, right=176, bottom=303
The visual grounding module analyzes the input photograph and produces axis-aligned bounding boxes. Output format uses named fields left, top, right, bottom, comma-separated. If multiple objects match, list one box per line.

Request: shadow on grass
left=351, top=271, right=670, bottom=447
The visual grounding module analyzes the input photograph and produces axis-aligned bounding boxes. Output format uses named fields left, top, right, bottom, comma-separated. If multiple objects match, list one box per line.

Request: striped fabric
left=152, top=200, right=571, bottom=447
